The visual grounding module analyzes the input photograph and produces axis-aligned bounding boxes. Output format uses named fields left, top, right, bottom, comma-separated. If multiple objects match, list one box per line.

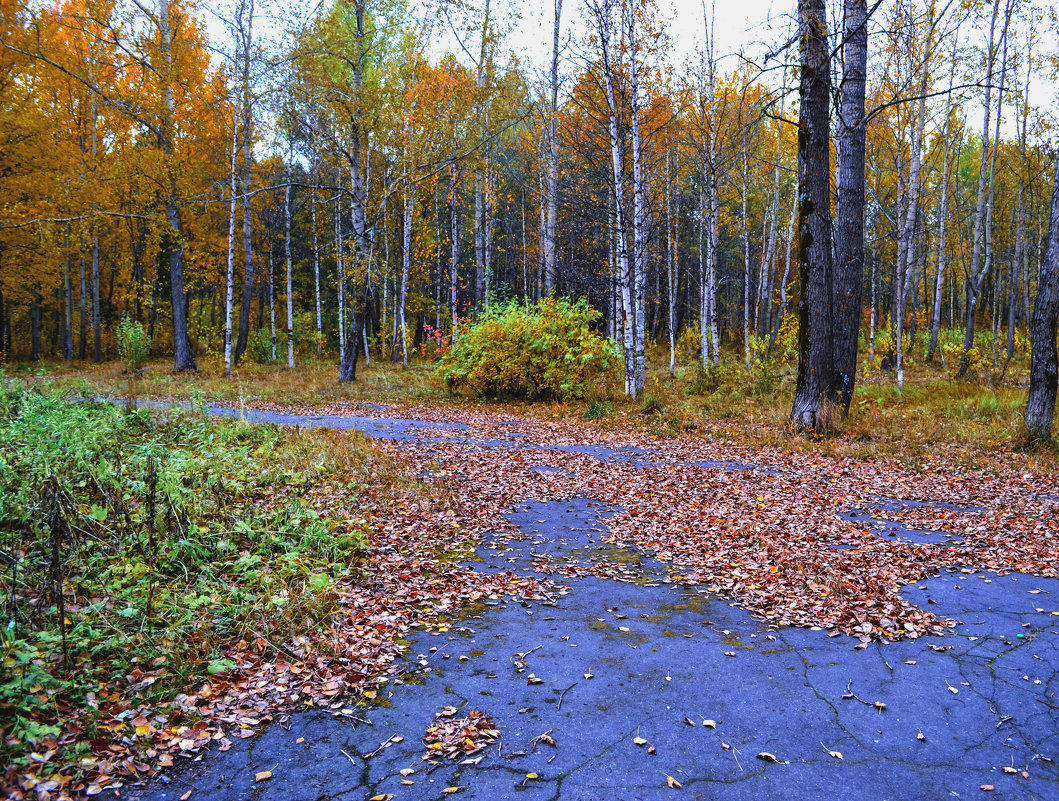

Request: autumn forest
left=4, top=1, right=1059, bottom=798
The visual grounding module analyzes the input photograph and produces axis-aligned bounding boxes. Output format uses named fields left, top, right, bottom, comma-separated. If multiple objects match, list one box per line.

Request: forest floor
left=8, top=357, right=1059, bottom=799
left=36, top=345, right=1051, bottom=471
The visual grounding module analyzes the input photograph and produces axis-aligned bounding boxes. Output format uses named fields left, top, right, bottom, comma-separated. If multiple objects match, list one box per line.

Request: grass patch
left=0, top=381, right=396, bottom=783
left=583, top=400, right=614, bottom=420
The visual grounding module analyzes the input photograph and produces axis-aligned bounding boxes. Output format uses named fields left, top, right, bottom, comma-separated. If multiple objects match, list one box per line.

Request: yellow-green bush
left=437, top=298, right=619, bottom=401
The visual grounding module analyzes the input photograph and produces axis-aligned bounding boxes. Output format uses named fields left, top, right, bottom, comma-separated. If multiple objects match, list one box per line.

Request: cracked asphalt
left=108, top=407, right=1059, bottom=801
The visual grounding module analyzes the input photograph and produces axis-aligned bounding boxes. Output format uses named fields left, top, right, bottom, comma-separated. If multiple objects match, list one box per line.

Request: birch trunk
left=338, top=0, right=368, bottom=384
left=284, top=162, right=295, bottom=370
left=543, top=0, right=563, bottom=295
left=311, top=181, right=322, bottom=356
left=224, top=105, right=238, bottom=377
left=627, top=1, right=647, bottom=395
left=234, top=0, right=255, bottom=366
left=959, top=0, right=1006, bottom=375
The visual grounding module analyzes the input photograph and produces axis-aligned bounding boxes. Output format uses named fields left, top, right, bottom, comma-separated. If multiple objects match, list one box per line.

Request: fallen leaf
left=633, top=736, right=649, bottom=747
left=666, top=774, right=682, bottom=789
left=526, top=772, right=538, bottom=779
left=255, top=771, right=273, bottom=782
left=702, top=719, right=717, bottom=729
left=980, top=785, right=995, bottom=791
left=442, top=787, right=461, bottom=794
left=757, top=752, right=783, bottom=764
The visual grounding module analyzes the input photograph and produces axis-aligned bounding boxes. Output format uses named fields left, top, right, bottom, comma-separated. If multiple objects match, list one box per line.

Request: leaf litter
left=20, top=396, right=1059, bottom=799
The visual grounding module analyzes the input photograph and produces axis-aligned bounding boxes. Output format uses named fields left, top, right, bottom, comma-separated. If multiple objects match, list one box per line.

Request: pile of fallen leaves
left=217, top=399, right=1059, bottom=644
left=421, top=707, right=500, bottom=762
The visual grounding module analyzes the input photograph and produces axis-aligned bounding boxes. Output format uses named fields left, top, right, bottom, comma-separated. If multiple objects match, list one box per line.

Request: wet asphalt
left=104, top=404, right=1059, bottom=801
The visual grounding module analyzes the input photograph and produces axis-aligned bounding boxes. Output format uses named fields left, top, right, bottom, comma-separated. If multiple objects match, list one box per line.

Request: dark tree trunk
left=91, top=235, right=101, bottom=363
left=1025, top=158, right=1059, bottom=441
left=78, top=237, right=87, bottom=359
left=790, top=0, right=836, bottom=430
left=63, top=229, right=74, bottom=362
left=831, top=0, right=867, bottom=415
left=31, top=287, right=41, bottom=362
left=0, top=284, right=6, bottom=363
left=165, top=199, right=195, bottom=370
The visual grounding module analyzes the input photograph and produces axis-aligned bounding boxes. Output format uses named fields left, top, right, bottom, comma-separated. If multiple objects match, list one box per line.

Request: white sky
left=204, top=0, right=1057, bottom=132
left=476, top=0, right=791, bottom=86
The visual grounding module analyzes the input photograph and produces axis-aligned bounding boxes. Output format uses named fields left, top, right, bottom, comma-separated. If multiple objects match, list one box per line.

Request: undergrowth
left=0, top=382, right=378, bottom=776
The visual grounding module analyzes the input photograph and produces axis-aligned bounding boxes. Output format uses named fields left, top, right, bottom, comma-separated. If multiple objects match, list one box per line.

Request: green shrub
left=117, top=316, right=151, bottom=370
left=249, top=326, right=277, bottom=363
left=437, top=297, right=619, bottom=401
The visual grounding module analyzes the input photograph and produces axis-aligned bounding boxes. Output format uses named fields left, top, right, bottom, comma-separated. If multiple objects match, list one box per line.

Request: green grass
left=33, top=324, right=1054, bottom=472
left=0, top=381, right=398, bottom=775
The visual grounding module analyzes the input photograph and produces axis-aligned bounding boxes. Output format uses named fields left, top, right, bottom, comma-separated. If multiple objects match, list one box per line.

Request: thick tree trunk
left=831, top=0, right=867, bottom=413
left=790, top=0, right=836, bottom=430
left=1025, top=158, right=1059, bottom=441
